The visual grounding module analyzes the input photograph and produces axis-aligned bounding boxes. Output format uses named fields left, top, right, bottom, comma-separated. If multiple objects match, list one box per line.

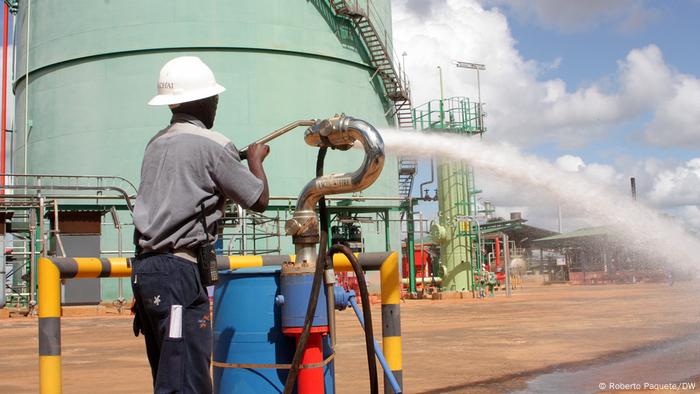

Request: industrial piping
left=280, top=115, right=387, bottom=393
left=1, top=2, right=8, bottom=182
left=0, top=3, right=7, bottom=308
left=286, top=115, right=385, bottom=263
left=37, top=252, right=402, bottom=394
left=37, top=116, right=399, bottom=393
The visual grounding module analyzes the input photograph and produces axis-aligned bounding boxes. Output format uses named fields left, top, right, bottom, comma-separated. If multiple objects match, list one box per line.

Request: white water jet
left=380, top=129, right=699, bottom=269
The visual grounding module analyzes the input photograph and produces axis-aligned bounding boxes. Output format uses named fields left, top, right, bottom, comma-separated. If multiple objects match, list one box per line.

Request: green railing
left=412, top=96, right=485, bottom=134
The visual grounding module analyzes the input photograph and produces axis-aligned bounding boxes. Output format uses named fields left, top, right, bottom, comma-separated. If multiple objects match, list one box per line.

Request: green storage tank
left=13, top=0, right=400, bottom=299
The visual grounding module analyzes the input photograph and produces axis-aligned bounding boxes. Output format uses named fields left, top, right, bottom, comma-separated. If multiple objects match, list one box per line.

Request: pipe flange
left=292, top=234, right=321, bottom=245
left=285, top=210, right=318, bottom=237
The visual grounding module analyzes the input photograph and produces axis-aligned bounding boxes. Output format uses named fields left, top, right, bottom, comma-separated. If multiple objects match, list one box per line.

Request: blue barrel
left=213, top=267, right=335, bottom=393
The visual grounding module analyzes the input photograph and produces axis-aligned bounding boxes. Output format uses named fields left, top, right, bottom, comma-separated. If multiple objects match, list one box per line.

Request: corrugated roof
left=533, top=225, right=616, bottom=248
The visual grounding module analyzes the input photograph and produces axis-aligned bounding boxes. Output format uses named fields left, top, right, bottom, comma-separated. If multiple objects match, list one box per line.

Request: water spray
left=380, top=129, right=700, bottom=269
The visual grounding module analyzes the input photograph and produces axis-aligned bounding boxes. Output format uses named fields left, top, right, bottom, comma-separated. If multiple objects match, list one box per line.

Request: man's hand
left=246, top=143, right=270, bottom=164
left=246, top=143, right=270, bottom=213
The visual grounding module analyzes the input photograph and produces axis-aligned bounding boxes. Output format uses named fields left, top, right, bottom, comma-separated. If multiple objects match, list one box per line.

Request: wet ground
left=1, top=281, right=699, bottom=393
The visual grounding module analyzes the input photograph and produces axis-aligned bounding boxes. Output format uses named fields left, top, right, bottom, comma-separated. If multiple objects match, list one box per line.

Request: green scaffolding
left=412, top=96, right=486, bottom=135
left=410, top=96, right=486, bottom=293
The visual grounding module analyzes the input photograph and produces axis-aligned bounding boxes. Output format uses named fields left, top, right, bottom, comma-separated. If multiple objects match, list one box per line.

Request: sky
left=392, top=0, right=700, bottom=233
left=0, top=2, right=698, bottom=235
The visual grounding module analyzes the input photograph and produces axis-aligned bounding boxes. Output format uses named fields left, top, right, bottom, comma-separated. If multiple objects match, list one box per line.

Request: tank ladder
left=329, top=0, right=412, bottom=110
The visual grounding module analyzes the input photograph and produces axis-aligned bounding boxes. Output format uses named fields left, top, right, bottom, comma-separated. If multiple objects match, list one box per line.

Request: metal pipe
left=23, top=0, right=30, bottom=178
left=29, top=208, right=36, bottom=310
left=557, top=204, right=563, bottom=233
left=39, top=195, right=45, bottom=257
left=406, top=204, right=415, bottom=294
left=348, top=296, right=403, bottom=394
left=324, top=267, right=336, bottom=349
left=419, top=212, right=425, bottom=290
left=109, top=207, right=125, bottom=309
left=100, top=250, right=137, bottom=255
left=0, top=184, right=134, bottom=211
left=238, top=119, right=317, bottom=159
left=503, top=233, right=511, bottom=297
left=401, top=277, right=441, bottom=285
left=238, top=205, right=246, bottom=255
left=270, top=195, right=406, bottom=201
left=2, top=193, right=129, bottom=202
left=286, top=116, right=385, bottom=264
left=1, top=2, right=8, bottom=183
left=38, top=252, right=403, bottom=393
left=295, top=115, right=385, bottom=213
left=1, top=233, right=5, bottom=308
left=495, top=237, right=501, bottom=270
left=52, top=200, right=65, bottom=257
left=2, top=173, right=137, bottom=193
left=418, top=159, right=434, bottom=199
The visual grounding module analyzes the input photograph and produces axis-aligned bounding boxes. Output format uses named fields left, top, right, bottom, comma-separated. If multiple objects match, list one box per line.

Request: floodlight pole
left=455, top=61, right=486, bottom=132
left=437, top=66, right=445, bottom=125
left=401, top=51, right=407, bottom=87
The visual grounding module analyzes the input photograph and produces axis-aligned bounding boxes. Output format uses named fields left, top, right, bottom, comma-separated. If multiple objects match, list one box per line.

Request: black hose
left=329, top=243, right=379, bottom=394
left=283, top=148, right=329, bottom=394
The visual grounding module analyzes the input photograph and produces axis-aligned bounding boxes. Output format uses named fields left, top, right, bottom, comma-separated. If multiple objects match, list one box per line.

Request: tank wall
left=13, top=0, right=397, bottom=199
left=12, top=1, right=399, bottom=300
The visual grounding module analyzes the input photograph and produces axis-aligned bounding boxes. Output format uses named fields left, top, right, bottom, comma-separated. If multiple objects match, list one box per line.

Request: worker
left=131, top=56, right=270, bottom=393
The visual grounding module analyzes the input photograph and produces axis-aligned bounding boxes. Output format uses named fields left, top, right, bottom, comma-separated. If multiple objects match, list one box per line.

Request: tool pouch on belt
left=197, top=202, right=219, bottom=287
left=132, top=301, right=142, bottom=337
left=197, top=243, right=218, bottom=287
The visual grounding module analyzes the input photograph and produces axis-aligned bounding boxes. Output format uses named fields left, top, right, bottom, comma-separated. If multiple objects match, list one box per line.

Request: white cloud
left=553, top=155, right=624, bottom=188
left=618, top=45, right=674, bottom=111
left=555, top=155, right=585, bottom=172
left=644, top=76, right=700, bottom=148
left=648, top=159, right=700, bottom=206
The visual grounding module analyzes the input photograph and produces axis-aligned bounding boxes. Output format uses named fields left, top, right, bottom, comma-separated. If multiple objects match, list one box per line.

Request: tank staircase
left=328, top=0, right=411, bottom=111
left=328, top=0, right=417, bottom=199
left=398, top=159, right=417, bottom=198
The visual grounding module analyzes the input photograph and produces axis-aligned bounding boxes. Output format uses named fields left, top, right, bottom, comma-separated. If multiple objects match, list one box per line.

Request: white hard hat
left=148, top=56, right=226, bottom=106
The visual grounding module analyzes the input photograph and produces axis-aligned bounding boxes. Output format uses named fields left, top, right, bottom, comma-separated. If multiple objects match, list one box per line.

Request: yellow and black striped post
left=38, top=253, right=402, bottom=394
left=379, top=252, right=402, bottom=393
left=38, top=258, right=62, bottom=394
left=38, top=257, right=131, bottom=394
left=331, top=251, right=402, bottom=393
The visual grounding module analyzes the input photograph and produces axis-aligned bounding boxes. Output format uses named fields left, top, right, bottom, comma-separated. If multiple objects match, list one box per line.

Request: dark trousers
left=131, top=254, right=212, bottom=394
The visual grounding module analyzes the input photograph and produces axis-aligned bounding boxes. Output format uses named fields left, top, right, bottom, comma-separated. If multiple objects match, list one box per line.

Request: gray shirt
left=133, top=113, right=263, bottom=253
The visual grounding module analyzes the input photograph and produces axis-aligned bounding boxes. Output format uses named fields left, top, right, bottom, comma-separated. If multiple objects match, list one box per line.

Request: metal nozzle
left=238, top=119, right=318, bottom=160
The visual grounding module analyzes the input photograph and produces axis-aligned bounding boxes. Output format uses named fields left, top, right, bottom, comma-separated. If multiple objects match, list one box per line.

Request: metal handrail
left=412, top=96, right=485, bottom=133
left=1, top=173, right=136, bottom=211
left=332, top=0, right=410, bottom=100
left=2, top=173, right=137, bottom=195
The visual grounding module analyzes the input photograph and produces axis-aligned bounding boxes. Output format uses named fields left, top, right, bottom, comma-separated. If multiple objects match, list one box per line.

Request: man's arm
left=246, top=143, right=270, bottom=213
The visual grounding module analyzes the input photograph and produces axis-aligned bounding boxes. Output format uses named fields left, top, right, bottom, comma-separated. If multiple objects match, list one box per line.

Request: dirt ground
left=1, top=281, right=699, bottom=393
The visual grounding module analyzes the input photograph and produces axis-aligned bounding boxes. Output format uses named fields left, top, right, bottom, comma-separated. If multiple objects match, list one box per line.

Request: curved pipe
left=238, top=119, right=317, bottom=160
left=419, top=159, right=435, bottom=200
left=296, top=115, right=385, bottom=212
